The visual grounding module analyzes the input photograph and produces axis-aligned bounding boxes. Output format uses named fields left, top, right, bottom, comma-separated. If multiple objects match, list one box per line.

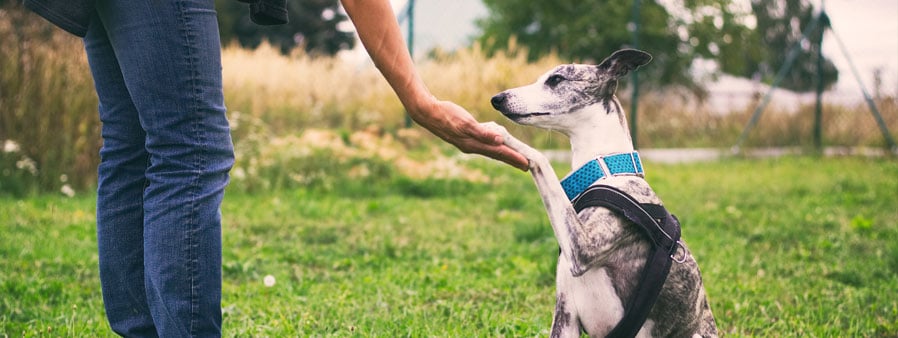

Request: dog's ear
left=596, top=49, right=652, bottom=80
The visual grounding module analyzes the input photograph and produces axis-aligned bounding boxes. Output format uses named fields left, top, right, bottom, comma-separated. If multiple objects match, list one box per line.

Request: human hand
left=410, top=100, right=529, bottom=171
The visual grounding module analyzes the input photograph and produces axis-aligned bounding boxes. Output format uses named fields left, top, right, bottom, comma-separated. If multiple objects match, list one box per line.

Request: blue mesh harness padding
left=560, top=152, right=643, bottom=201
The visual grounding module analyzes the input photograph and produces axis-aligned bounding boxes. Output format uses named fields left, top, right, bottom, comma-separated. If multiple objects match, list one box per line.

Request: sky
left=815, top=0, right=898, bottom=97
left=382, top=0, right=898, bottom=102
left=400, top=0, right=488, bottom=52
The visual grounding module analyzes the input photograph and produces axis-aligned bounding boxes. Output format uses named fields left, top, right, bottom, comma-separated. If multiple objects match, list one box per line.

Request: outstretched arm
left=339, top=0, right=527, bottom=170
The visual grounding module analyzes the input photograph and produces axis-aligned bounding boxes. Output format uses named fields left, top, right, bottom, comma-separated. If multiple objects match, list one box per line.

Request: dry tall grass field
left=220, top=40, right=565, bottom=144
left=2, top=5, right=896, bottom=194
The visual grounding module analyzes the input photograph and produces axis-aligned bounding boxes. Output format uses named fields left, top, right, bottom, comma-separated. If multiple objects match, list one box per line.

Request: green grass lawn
left=2, top=156, right=897, bottom=337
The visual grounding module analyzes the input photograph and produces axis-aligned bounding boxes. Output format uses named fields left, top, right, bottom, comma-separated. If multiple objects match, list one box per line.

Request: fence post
left=629, top=0, right=641, bottom=149
left=734, top=14, right=822, bottom=151
left=813, top=12, right=825, bottom=151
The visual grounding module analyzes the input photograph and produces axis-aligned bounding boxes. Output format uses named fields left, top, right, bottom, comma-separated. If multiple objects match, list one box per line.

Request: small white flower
left=60, top=174, right=68, bottom=183
left=228, top=111, right=241, bottom=129
left=263, top=275, right=276, bottom=287
left=60, top=184, right=75, bottom=198
left=3, top=140, right=20, bottom=153
left=232, top=167, right=246, bottom=180
left=16, top=156, right=38, bottom=176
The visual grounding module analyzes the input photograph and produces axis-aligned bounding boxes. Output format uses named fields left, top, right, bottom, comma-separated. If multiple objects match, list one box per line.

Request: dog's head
left=491, top=49, right=651, bottom=131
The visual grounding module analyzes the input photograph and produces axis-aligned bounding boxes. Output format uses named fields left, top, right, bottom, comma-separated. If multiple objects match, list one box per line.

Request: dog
left=485, top=49, right=718, bottom=337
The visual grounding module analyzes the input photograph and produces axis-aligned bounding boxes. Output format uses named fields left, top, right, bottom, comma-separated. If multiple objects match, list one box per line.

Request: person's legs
left=86, top=0, right=233, bottom=336
left=85, top=10, right=158, bottom=337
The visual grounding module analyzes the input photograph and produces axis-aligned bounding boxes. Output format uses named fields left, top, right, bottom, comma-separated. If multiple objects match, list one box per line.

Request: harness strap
left=571, top=185, right=682, bottom=338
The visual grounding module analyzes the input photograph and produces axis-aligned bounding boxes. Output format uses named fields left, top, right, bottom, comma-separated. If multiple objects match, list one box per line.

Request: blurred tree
left=747, top=0, right=837, bottom=92
left=476, top=0, right=837, bottom=93
left=216, top=0, right=355, bottom=55
left=476, top=0, right=754, bottom=91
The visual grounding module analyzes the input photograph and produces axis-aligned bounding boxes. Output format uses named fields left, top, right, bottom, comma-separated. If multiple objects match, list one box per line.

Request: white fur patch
left=557, top=261, right=624, bottom=336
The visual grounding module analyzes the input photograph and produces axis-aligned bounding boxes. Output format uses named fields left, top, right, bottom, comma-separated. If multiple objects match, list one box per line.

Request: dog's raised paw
left=480, top=122, right=544, bottom=169
left=480, top=121, right=509, bottom=138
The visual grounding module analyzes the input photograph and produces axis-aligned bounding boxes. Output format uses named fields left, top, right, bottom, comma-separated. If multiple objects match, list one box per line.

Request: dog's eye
left=545, top=74, right=565, bottom=87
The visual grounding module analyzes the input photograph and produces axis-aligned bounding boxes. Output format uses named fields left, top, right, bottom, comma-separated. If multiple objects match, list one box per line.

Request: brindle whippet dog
left=485, top=49, right=718, bottom=338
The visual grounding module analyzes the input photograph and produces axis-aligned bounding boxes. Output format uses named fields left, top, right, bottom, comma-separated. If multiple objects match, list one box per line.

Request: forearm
left=339, top=0, right=434, bottom=118
left=339, top=0, right=529, bottom=170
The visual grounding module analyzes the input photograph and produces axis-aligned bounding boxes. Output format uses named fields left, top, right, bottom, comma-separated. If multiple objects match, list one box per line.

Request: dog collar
left=560, top=151, right=644, bottom=201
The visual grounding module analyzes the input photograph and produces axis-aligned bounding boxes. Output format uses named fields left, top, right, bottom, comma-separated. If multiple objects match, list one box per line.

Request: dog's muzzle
left=490, top=92, right=509, bottom=110
left=491, top=92, right=549, bottom=120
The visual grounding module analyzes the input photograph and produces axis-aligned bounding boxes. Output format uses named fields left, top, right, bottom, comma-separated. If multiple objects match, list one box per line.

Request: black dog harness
left=572, top=185, right=684, bottom=338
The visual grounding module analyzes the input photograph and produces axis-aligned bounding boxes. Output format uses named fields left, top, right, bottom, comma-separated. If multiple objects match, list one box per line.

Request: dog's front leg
left=482, top=123, right=588, bottom=276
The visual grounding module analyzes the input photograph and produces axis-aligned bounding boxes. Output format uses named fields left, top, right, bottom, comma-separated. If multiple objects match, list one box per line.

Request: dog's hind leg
left=550, top=291, right=580, bottom=338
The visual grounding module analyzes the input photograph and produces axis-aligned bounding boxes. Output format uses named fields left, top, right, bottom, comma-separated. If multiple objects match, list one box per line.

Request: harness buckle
left=671, top=241, right=688, bottom=264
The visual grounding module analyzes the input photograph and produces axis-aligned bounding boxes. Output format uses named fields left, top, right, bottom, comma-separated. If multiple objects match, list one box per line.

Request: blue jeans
left=83, top=0, right=234, bottom=336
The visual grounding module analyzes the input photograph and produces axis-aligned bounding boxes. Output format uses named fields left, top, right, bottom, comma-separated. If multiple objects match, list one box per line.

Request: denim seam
left=173, top=0, right=204, bottom=335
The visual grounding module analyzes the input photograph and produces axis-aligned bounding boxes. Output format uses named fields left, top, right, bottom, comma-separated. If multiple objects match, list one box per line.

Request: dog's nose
left=490, top=93, right=508, bottom=110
